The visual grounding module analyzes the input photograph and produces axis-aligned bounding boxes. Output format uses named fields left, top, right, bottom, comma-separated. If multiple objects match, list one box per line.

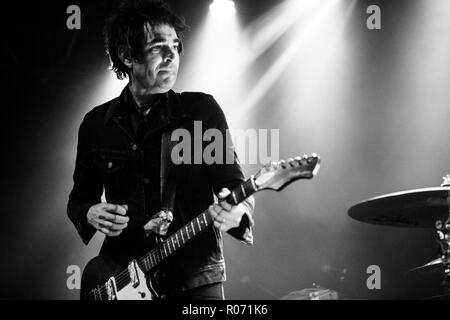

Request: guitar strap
left=143, top=128, right=177, bottom=237
left=160, top=129, right=177, bottom=215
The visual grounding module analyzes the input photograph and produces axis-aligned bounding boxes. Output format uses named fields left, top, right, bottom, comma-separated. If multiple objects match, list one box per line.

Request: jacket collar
left=104, top=86, right=186, bottom=125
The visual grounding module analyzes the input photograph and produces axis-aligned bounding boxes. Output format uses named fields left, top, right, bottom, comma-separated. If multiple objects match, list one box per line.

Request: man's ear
left=119, top=49, right=133, bottom=69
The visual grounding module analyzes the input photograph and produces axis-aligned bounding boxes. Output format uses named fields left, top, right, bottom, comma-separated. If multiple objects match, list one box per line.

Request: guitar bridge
left=128, top=260, right=140, bottom=288
left=106, top=277, right=117, bottom=300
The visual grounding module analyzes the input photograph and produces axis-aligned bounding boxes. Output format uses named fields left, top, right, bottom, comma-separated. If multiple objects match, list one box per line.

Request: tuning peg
left=279, top=160, right=287, bottom=168
left=310, top=153, right=321, bottom=164
left=441, top=174, right=450, bottom=186
left=286, top=158, right=295, bottom=167
left=298, top=155, right=308, bottom=165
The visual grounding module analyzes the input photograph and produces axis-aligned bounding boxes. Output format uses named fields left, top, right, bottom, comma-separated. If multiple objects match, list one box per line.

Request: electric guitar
left=80, top=154, right=321, bottom=300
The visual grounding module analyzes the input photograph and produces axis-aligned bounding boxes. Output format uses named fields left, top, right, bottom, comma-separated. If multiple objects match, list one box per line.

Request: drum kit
left=282, top=174, right=450, bottom=300
left=348, top=174, right=450, bottom=292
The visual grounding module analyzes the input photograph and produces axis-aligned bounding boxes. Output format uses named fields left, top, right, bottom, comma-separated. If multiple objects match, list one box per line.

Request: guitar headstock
left=253, top=153, right=320, bottom=191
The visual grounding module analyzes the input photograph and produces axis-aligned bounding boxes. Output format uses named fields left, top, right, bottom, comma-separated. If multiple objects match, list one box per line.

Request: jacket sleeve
left=203, top=95, right=255, bottom=245
left=67, top=114, right=103, bottom=245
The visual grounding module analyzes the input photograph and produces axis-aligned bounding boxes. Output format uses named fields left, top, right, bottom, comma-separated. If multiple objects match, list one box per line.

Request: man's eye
left=150, top=45, right=162, bottom=53
left=173, top=43, right=183, bottom=53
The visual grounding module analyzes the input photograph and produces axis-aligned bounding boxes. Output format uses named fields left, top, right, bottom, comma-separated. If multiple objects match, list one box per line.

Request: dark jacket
left=67, top=87, right=254, bottom=295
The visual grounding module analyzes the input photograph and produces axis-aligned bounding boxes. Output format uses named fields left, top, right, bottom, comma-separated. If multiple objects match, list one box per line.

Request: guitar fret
left=175, top=232, right=179, bottom=247
left=203, top=213, right=207, bottom=226
left=167, top=242, right=171, bottom=255
left=191, top=221, right=195, bottom=235
left=170, top=238, right=175, bottom=252
left=232, top=191, right=237, bottom=204
left=196, top=217, right=201, bottom=230
left=162, top=244, right=167, bottom=258
left=246, top=179, right=256, bottom=197
left=241, top=183, right=247, bottom=198
left=180, top=229, right=185, bottom=243
left=144, top=257, right=149, bottom=271
left=250, top=176, right=257, bottom=191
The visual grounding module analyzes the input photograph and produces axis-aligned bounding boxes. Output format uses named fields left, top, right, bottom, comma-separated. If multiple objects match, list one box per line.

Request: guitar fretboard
left=138, top=210, right=213, bottom=272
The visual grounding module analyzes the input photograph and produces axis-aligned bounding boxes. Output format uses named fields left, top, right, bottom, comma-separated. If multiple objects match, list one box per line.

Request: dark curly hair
left=104, top=0, right=189, bottom=80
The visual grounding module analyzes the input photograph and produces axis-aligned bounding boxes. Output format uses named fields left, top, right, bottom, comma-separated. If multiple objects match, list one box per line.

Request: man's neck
left=128, top=82, right=165, bottom=116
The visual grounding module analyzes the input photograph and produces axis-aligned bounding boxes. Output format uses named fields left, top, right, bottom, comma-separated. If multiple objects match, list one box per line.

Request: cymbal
left=348, top=187, right=450, bottom=227
left=408, top=258, right=446, bottom=275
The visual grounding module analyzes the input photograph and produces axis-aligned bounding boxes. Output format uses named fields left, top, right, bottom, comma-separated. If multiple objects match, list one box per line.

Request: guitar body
left=80, top=255, right=155, bottom=300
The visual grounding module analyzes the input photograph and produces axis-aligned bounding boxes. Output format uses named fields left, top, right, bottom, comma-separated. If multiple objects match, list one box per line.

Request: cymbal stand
left=435, top=174, right=450, bottom=288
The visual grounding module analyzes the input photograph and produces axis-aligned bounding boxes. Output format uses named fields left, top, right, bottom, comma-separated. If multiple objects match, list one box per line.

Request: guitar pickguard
left=115, top=262, right=152, bottom=300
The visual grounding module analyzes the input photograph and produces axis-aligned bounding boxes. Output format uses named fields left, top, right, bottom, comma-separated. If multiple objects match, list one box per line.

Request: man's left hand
left=208, top=188, right=247, bottom=232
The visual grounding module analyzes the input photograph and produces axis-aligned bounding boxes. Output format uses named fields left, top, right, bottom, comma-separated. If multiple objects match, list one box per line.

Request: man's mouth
left=158, top=67, right=175, bottom=73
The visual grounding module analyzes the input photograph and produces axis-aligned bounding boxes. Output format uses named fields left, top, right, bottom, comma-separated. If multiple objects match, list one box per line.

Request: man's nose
left=162, top=46, right=175, bottom=62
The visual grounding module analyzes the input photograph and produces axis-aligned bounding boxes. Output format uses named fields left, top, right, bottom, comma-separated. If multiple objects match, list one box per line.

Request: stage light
left=178, top=0, right=243, bottom=121
left=209, top=0, right=236, bottom=20
left=235, top=0, right=342, bottom=122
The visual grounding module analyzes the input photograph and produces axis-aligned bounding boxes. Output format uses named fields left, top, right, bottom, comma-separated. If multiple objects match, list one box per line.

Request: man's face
left=130, top=23, right=180, bottom=94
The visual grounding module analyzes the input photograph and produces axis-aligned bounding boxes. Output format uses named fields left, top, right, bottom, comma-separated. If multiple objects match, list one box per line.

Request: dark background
left=0, top=0, right=449, bottom=299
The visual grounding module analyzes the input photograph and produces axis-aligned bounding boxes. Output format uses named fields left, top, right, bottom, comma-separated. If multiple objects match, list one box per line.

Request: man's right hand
left=87, top=203, right=129, bottom=237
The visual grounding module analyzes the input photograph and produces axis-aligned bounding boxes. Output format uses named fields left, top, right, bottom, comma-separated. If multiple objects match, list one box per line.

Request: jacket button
left=107, top=161, right=113, bottom=169
left=143, top=178, right=150, bottom=184
left=132, top=144, right=138, bottom=151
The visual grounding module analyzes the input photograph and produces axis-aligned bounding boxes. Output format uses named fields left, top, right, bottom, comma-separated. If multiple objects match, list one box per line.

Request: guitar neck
left=137, top=176, right=258, bottom=274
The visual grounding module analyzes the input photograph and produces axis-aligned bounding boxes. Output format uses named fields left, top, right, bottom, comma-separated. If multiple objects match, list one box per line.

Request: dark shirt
left=67, top=86, right=255, bottom=295
left=125, top=89, right=168, bottom=221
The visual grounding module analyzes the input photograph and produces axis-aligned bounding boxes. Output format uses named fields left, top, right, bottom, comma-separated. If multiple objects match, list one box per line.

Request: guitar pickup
left=128, top=260, right=140, bottom=288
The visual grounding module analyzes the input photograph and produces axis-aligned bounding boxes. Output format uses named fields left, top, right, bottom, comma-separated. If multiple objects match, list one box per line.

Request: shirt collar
left=104, top=86, right=186, bottom=125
